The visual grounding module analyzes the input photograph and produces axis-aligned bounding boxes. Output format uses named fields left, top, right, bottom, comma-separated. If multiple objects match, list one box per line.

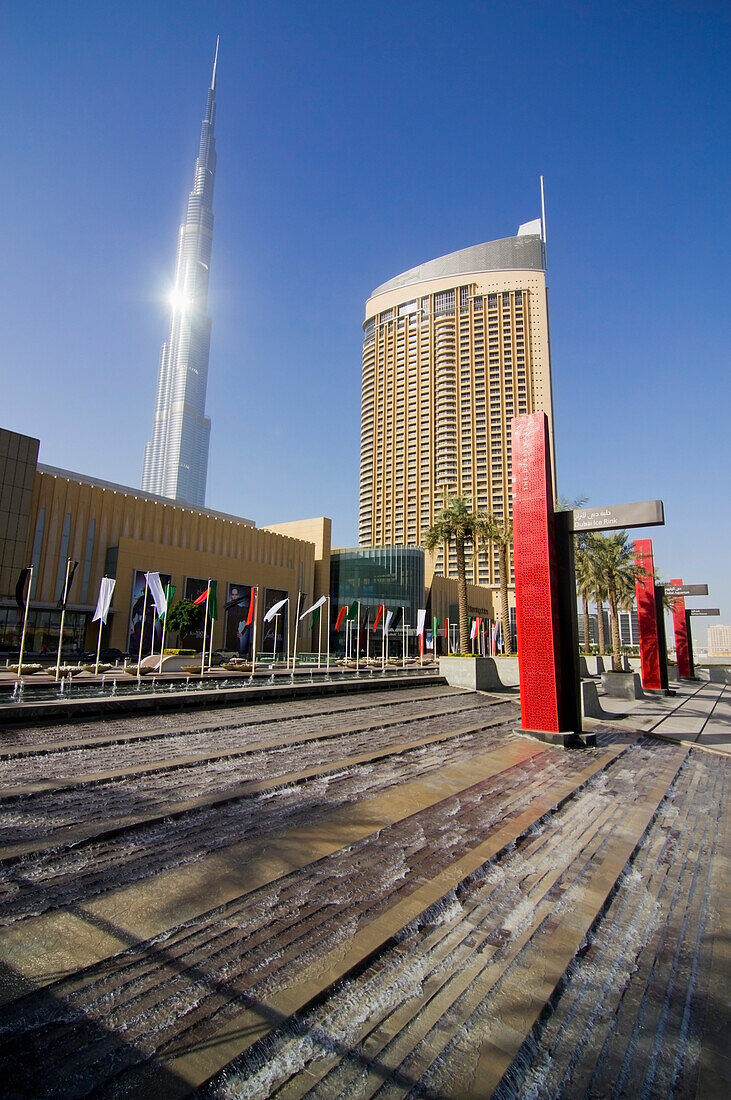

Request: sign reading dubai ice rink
left=568, top=500, right=665, bottom=533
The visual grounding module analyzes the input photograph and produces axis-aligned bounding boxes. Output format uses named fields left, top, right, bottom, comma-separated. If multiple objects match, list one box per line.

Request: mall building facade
left=0, top=427, right=324, bottom=659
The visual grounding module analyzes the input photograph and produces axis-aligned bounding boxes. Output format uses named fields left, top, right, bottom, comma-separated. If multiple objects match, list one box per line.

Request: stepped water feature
left=0, top=681, right=726, bottom=1097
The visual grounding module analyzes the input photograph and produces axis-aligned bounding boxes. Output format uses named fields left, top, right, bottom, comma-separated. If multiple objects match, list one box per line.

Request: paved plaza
left=0, top=674, right=727, bottom=1097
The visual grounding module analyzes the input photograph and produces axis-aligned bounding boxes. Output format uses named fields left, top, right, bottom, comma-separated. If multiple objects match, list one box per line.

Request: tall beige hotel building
left=359, top=216, right=554, bottom=589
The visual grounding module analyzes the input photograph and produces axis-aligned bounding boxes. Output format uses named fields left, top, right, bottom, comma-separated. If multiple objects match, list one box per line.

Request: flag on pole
left=263, top=596, right=288, bottom=623
left=416, top=608, right=427, bottom=636
left=334, top=605, right=348, bottom=631
left=432, top=615, right=439, bottom=639
left=208, top=580, right=218, bottom=620
left=56, top=560, right=79, bottom=609
left=390, top=607, right=403, bottom=630
left=206, top=576, right=217, bottom=620
left=145, top=572, right=168, bottom=619
left=444, top=617, right=449, bottom=640
left=384, top=610, right=394, bottom=636
left=346, top=601, right=359, bottom=621
left=245, top=588, right=256, bottom=626
left=471, top=618, right=479, bottom=640
left=161, top=584, right=176, bottom=620
left=92, top=577, right=116, bottom=624
left=14, top=568, right=31, bottom=609
left=300, top=595, right=327, bottom=621
left=373, top=604, right=384, bottom=631
left=193, top=586, right=210, bottom=606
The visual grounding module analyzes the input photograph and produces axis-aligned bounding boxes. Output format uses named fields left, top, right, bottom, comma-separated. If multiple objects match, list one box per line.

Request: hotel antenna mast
left=141, top=38, right=220, bottom=507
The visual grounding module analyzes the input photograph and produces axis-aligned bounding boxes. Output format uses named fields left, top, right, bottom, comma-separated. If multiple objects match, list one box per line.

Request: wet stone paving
left=0, top=681, right=726, bottom=1098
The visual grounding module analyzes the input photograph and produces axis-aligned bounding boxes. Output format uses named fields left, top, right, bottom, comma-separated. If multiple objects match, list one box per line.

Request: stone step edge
left=127, top=748, right=629, bottom=1098
left=274, top=785, right=629, bottom=1099
left=0, top=713, right=520, bottom=863
left=1, top=698, right=507, bottom=798
left=459, top=750, right=690, bottom=1099
left=0, top=687, right=463, bottom=759
left=0, top=739, right=554, bottom=1008
left=0, top=673, right=445, bottom=728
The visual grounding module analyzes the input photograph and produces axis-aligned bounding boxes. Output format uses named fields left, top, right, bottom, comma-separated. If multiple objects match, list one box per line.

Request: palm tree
left=423, top=495, right=480, bottom=654
left=592, top=532, right=644, bottom=669
left=574, top=538, right=596, bottom=653
left=476, top=513, right=513, bottom=656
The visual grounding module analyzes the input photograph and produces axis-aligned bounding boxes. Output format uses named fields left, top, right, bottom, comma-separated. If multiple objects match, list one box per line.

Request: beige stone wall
left=428, top=573, right=497, bottom=624
left=263, top=517, right=331, bottom=605
left=0, top=429, right=39, bottom=599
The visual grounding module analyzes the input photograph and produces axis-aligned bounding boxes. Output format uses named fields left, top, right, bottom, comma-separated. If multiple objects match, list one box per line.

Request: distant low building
left=707, top=624, right=731, bottom=657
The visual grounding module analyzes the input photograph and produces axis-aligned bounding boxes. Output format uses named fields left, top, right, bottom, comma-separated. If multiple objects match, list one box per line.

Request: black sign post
left=684, top=609, right=719, bottom=677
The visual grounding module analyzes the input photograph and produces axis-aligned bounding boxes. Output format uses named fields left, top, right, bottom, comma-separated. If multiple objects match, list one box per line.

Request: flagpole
left=382, top=611, right=386, bottom=671
left=326, top=597, right=331, bottom=673
left=200, top=580, right=210, bottom=678
left=158, top=605, right=167, bottom=673
left=55, top=558, right=74, bottom=681
left=95, top=610, right=104, bottom=676
left=366, top=607, right=370, bottom=664
left=208, top=608, right=215, bottom=671
left=273, top=613, right=279, bottom=666
left=317, top=599, right=323, bottom=668
left=356, top=601, right=360, bottom=672
left=402, top=608, right=406, bottom=669
left=292, top=592, right=302, bottom=672
left=17, top=566, right=33, bottom=678
left=137, top=577, right=150, bottom=684
left=251, top=586, right=259, bottom=679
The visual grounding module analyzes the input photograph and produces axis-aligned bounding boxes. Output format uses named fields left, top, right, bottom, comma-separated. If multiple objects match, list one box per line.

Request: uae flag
left=373, top=604, right=384, bottom=631
left=245, top=588, right=256, bottom=627
left=390, top=607, right=403, bottom=631
left=346, top=601, right=359, bottom=621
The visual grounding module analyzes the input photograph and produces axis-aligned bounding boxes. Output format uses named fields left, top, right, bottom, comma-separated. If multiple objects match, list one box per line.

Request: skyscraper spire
left=141, top=40, right=219, bottom=506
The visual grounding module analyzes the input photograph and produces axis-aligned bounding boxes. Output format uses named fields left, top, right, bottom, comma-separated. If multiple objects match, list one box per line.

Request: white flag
left=416, top=608, right=427, bottom=636
left=383, top=610, right=394, bottom=636
left=264, top=597, right=288, bottom=623
left=92, top=577, right=116, bottom=624
left=145, top=571, right=168, bottom=619
left=300, top=595, right=327, bottom=621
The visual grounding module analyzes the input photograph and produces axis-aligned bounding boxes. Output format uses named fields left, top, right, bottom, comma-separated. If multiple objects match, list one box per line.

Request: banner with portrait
left=223, top=583, right=254, bottom=657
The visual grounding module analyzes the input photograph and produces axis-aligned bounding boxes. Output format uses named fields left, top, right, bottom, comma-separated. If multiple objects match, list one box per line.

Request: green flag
left=310, top=606, right=321, bottom=631
left=432, top=615, right=439, bottom=637
left=208, top=580, right=218, bottom=621
left=160, top=584, right=176, bottom=621
left=346, top=601, right=359, bottom=621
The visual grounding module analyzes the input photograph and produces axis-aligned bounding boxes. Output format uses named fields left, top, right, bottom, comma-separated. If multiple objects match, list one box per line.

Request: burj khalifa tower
left=142, top=39, right=219, bottom=507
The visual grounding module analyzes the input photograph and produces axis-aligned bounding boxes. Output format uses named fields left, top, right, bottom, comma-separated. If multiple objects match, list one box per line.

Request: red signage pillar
left=512, top=413, right=579, bottom=738
left=670, top=576, right=692, bottom=678
left=634, top=539, right=665, bottom=691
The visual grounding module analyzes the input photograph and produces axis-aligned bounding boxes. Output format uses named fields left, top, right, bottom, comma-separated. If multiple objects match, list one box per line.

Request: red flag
left=373, top=604, right=384, bottom=631
left=245, top=588, right=256, bottom=626
left=444, top=617, right=449, bottom=639
left=334, top=605, right=348, bottom=631
left=194, top=587, right=210, bottom=606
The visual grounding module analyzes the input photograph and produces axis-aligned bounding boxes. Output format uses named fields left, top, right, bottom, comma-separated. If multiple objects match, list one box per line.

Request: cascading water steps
left=0, top=681, right=725, bottom=1098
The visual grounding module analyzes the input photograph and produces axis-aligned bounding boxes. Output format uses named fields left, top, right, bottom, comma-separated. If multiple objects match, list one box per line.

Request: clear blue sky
left=2, top=1, right=729, bottom=643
